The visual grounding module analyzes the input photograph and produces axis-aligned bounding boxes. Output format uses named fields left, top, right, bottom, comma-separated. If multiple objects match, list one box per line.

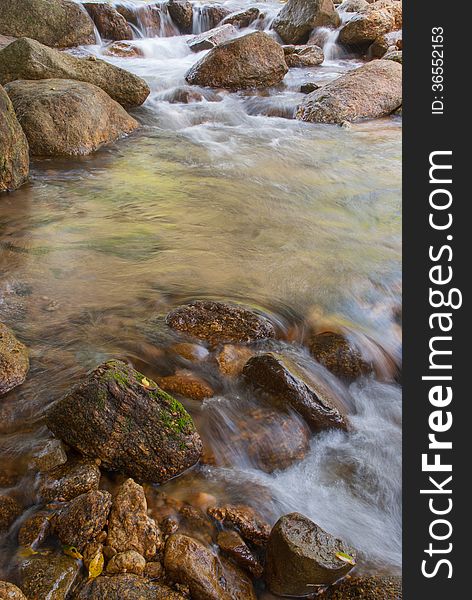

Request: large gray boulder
left=272, top=0, right=341, bottom=44
left=5, top=79, right=139, bottom=157
left=296, top=59, right=402, bottom=123
left=0, top=88, right=29, bottom=193
left=185, top=32, right=288, bottom=91
left=0, top=0, right=96, bottom=48
left=0, top=37, right=150, bottom=108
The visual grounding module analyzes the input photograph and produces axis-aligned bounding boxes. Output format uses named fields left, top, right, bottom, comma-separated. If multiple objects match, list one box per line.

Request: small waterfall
left=113, top=1, right=179, bottom=39
left=192, top=5, right=213, bottom=35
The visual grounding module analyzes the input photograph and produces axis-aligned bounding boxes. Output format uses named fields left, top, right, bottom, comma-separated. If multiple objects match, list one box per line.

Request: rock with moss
left=0, top=322, right=29, bottom=393
left=320, top=575, right=402, bottom=599
left=0, top=38, right=150, bottom=108
left=45, top=360, right=202, bottom=483
left=72, top=574, right=186, bottom=600
left=0, top=582, right=27, bottom=600
left=0, top=86, right=29, bottom=193
left=265, top=513, right=357, bottom=596
left=0, top=0, right=96, bottom=48
left=19, top=552, right=81, bottom=600
left=272, top=0, right=341, bottom=44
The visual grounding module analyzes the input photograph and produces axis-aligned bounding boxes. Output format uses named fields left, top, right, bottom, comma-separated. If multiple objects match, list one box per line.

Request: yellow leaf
left=141, top=377, right=151, bottom=387
left=335, top=551, right=356, bottom=566
left=88, top=551, right=104, bottom=579
left=18, top=547, right=39, bottom=558
left=63, top=546, right=83, bottom=560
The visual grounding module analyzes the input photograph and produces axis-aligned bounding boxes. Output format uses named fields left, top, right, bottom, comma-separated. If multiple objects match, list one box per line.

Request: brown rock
left=106, top=550, right=146, bottom=575
left=321, top=575, right=402, bottom=599
left=164, top=534, right=257, bottom=600
left=38, top=457, right=100, bottom=502
left=45, top=360, right=202, bottom=484
left=222, top=8, right=263, bottom=29
left=82, top=540, right=104, bottom=571
left=83, top=3, right=133, bottom=41
left=188, top=24, right=238, bottom=52
left=265, top=513, right=356, bottom=595
left=216, top=345, right=254, bottom=377
left=0, top=0, right=96, bottom=48
left=384, top=49, right=402, bottom=63
left=144, top=561, right=164, bottom=580
left=300, top=81, right=321, bottom=93
left=296, top=59, right=402, bottom=124
left=5, top=79, right=138, bottom=158
left=337, top=0, right=370, bottom=11
left=107, top=479, right=162, bottom=560
left=53, top=490, right=112, bottom=550
left=0, top=38, right=150, bottom=108
left=168, top=0, right=194, bottom=34
left=309, top=331, right=373, bottom=380
left=185, top=32, right=288, bottom=91
left=207, top=505, right=270, bottom=547
left=0, top=582, right=27, bottom=600
left=283, top=44, right=324, bottom=67
left=115, top=2, right=163, bottom=37
left=0, top=322, right=29, bottom=394
left=19, top=553, right=81, bottom=600
left=31, top=439, right=67, bottom=473
left=339, top=0, right=402, bottom=47
left=368, top=29, right=402, bottom=58
left=158, top=369, right=214, bottom=401
left=178, top=504, right=215, bottom=545
left=172, top=342, right=210, bottom=362
left=217, top=530, right=263, bottom=577
left=166, top=300, right=276, bottom=347
left=73, top=574, right=186, bottom=600
left=243, top=352, right=348, bottom=430
left=18, top=510, right=51, bottom=547
left=272, top=0, right=341, bottom=44
left=103, top=41, right=145, bottom=59
left=0, top=494, right=21, bottom=532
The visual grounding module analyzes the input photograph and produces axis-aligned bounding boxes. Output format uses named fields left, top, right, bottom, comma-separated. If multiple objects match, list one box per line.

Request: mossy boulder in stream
left=0, top=0, right=96, bottom=48
left=5, top=79, right=139, bottom=158
left=265, top=512, right=357, bottom=596
left=272, top=0, right=341, bottom=44
left=0, top=38, right=150, bottom=108
left=45, top=360, right=202, bottom=483
left=185, top=32, right=288, bottom=91
left=0, top=322, right=29, bottom=394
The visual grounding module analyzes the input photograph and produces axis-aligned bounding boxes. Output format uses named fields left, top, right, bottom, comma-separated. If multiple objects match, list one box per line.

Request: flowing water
left=0, top=0, right=402, bottom=588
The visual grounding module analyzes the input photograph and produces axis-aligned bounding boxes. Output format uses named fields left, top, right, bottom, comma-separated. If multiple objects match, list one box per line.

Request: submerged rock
left=0, top=0, right=95, bottom=48
left=31, top=439, right=67, bottom=473
left=168, top=0, right=194, bottom=34
left=83, top=3, right=133, bottom=41
left=38, top=457, right=100, bottom=502
left=0, top=38, right=150, bottom=108
left=45, top=360, right=202, bottom=483
left=309, top=331, right=373, bottom=380
left=17, top=510, right=51, bottom=547
left=157, top=369, right=214, bottom=401
left=185, top=32, right=288, bottom=91
left=188, top=24, right=238, bottom=52
left=283, top=44, right=324, bottom=67
left=339, top=0, right=402, bottom=47
left=296, top=59, right=402, bottom=124
left=19, top=552, right=81, bottom=600
left=103, top=41, right=145, bottom=59
left=166, top=300, right=276, bottom=347
left=272, top=0, right=341, bottom=44
left=107, top=479, right=162, bottom=560
left=243, top=352, right=348, bottom=430
left=0, top=582, right=27, bottom=600
left=0, top=494, right=21, bottom=532
left=0, top=322, right=29, bottom=394
left=216, top=345, right=254, bottom=377
left=265, top=512, right=356, bottom=595
left=73, top=574, right=185, bottom=600
left=217, top=530, right=263, bottom=577
left=164, top=534, right=257, bottom=600
left=5, top=79, right=138, bottom=157
left=207, top=505, right=271, bottom=547
left=321, top=575, right=402, bottom=599
left=0, top=87, right=29, bottom=193
left=53, top=490, right=112, bottom=550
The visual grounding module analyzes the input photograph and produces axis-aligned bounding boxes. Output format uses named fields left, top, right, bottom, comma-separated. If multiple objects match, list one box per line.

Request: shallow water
left=0, top=0, right=402, bottom=587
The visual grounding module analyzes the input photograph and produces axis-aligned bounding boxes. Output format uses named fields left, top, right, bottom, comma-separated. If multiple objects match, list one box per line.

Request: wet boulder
left=185, top=32, right=288, bottom=91
left=18, top=510, right=52, bottom=547
left=296, top=59, right=402, bottom=124
left=106, top=550, right=146, bottom=575
left=321, top=575, right=402, bottom=599
left=168, top=0, right=194, bottom=34
left=196, top=5, right=232, bottom=31
left=53, top=490, right=112, bottom=550
left=207, top=505, right=271, bottom=547
left=31, top=439, right=67, bottom=473
left=73, top=574, right=185, bottom=600
left=166, top=300, right=276, bottom=346
left=104, top=41, right=145, bottom=59
left=0, top=85, right=29, bottom=193
left=216, top=345, right=254, bottom=377
left=0, top=0, right=96, bottom=48
left=83, top=3, right=133, bottom=41
left=188, top=24, right=238, bottom=53
left=283, top=44, right=324, bottom=67
left=115, top=2, right=162, bottom=37
left=19, top=552, right=81, bottom=600
left=243, top=352, right=348, bottom=430
left=45, top=360, right=202, bottom=483
left=0, top=38, right=150, bottom=108
left=300, top=81, right=322, bottom=93
left=217, top=530, right=263, bottom=577
left=221, top=8, right=264, bottom=29
left=265, top=513, right=356, bottom=595
left=0, top=582, right=27, bottom=600
left=368, top=29, right=402, bottom=58
left=38, top=457, right=100, bottom=502
left=337, top=0, right=370, bottom=12
left=384, top=49, right=402, bottom=63
left=5, top=79, right=138, bottom=158
left=164, top=534, right=257, bottom=600
left=339, top=0, right=402, bottom=47
left=272, top=0, right=341, bottom=44
left=0, top=494, right=21, bottom=532
left=0, top=322, right=29, bottom=393
left=309, top=331, right=373, bottom=380
left=107, top=478, right=162, bottom=560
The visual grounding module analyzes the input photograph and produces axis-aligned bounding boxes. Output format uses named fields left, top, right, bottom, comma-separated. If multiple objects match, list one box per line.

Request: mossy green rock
left=0, top=38, right=150, bottom=108
left=0, top=87, right=29, bottom=193
left=46, top=360, right=202, bottom=483
left=0, top=0, right=95, bottom=48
